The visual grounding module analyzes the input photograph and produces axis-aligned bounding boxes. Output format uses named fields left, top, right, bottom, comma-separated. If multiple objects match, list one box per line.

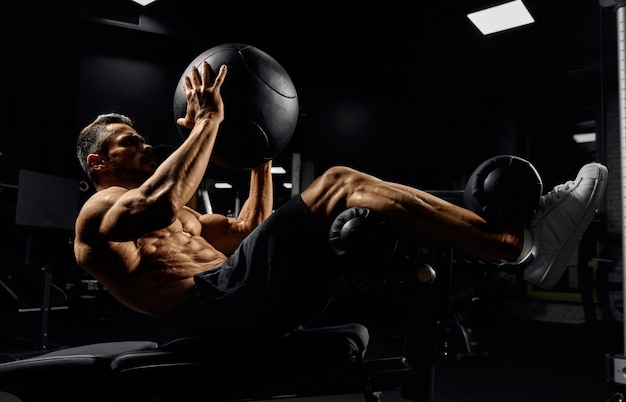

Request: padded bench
left=0, top=323, right=397, bottom=402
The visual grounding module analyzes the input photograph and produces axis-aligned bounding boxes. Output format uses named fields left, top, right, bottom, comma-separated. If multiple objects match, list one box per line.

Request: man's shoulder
left=95, top=185, right=130, bottom=200
left=76, top=187, right=126, bottom=230
left=82, top=186, right=127, bottom=210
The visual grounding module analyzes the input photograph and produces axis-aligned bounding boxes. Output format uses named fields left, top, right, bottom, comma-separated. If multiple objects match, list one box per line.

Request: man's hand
left=176, top=61, right=227, bottom=130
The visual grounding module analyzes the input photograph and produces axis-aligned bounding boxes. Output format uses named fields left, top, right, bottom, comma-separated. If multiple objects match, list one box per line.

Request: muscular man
left=74, top=62, right=608, bottom=339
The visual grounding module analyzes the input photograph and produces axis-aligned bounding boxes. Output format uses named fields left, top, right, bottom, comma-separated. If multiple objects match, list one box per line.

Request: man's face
left=101, top=123, right=157, bottom=184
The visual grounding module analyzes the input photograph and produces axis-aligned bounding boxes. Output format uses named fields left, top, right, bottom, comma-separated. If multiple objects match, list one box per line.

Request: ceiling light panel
left=467, top=0, right=535, bottom=35
left=131, top=0, right=157, bottom=6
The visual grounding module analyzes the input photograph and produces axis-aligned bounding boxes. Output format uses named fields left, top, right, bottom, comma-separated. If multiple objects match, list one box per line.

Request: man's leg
left=301, top=166, right=524, bottom=264
left=300, top=162, right=608, bottom=289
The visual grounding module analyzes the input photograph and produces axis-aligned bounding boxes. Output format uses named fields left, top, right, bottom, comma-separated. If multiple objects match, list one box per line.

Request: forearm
left=237, top=162, right=274, bottom=227
left=195, top=163, right=273, bottom=254
left=143, top=117, right=220, bottom=212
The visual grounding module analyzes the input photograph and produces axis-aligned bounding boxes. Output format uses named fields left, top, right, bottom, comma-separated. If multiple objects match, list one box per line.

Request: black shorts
left=187, top=195, right=341, bottom=339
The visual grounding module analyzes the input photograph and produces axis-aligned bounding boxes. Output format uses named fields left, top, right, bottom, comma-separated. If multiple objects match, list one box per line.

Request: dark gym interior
left=0, top=0, right=625, bottom=401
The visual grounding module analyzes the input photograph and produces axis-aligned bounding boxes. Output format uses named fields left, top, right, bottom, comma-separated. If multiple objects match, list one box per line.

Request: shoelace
left=533, top=179, right=576, bottom=216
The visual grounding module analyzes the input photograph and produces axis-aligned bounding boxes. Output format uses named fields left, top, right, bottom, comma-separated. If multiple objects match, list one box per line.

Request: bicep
left=99, top=188, right=175, bottom=241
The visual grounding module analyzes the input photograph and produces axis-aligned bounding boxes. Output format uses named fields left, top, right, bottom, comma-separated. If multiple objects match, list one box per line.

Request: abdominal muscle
left=95, top=222, right=228, bottom=320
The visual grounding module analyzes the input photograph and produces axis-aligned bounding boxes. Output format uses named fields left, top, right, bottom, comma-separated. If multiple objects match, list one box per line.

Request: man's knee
left=320, top=166, right=360, bottom=183
left=301, top=166, right=364, bottom=216
left=313, top=166, right=370, bottom=196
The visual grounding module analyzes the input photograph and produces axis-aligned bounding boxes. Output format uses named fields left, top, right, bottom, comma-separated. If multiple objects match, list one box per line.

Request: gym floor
left=0, top=301, right=622, bottom=402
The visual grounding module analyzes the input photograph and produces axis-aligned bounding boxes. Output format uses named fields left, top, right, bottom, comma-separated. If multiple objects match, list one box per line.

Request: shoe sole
left=533, top=163, right=608, bottom=289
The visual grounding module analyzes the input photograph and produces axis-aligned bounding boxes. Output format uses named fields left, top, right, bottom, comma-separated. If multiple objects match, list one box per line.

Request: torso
left=75, top=206, right=227, bottom=319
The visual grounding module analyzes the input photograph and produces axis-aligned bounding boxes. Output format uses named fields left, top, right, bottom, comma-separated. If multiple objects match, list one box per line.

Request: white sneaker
left=522, top=162, right=608, bottom=289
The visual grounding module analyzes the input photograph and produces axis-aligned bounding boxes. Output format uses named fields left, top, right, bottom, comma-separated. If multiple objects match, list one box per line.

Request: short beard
left=110, top=159, right=153, bottom=184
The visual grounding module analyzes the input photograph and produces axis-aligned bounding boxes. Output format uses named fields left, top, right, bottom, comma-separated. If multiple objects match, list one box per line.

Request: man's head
left=77, top=113, right=156, bottom=188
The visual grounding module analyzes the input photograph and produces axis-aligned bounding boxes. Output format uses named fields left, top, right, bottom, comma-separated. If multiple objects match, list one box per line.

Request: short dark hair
left=76, top=113, right=133, bottom=182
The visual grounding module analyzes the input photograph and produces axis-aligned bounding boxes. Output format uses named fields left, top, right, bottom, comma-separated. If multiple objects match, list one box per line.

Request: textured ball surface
left=173, top=43, right=299, bottom=169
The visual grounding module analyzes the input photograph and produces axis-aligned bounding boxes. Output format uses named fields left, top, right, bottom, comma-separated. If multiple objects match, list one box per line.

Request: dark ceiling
left=1, top=0, right=620, bottom=189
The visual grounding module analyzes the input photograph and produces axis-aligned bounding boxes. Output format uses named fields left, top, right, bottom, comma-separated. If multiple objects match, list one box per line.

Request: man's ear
left=87, top=153, right=107, bottom=171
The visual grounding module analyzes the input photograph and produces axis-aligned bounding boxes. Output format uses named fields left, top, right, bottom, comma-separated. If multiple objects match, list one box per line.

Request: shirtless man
left=74, top=62, right=608, bottom=339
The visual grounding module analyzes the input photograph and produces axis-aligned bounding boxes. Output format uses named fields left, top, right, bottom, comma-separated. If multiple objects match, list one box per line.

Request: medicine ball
left=173, top=43, right=299, bottom=170
left=464, top=155, right=543, bottom=225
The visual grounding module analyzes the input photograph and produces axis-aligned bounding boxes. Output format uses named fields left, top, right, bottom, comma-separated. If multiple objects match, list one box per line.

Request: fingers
left=178, top=61, right=227, bottom=129
left=183, top=61, right=227, bottom=91
left=212, top=64, right=227, bottom=91
left=176, top=117, right=188, bottom=128
left=201, top=60, right=210, bottom=85
left=190, top=64, right=202, bottom=88
left=183, top=75, right=192, bottom=95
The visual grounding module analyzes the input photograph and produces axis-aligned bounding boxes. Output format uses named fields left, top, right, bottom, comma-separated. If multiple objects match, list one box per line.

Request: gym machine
left=602, top=1, right=626, bottom=400
left=0, top=170, right=80, bottom=350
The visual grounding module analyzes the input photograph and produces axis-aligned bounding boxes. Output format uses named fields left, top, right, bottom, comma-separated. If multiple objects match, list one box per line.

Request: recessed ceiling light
left=467, top=0, right=535, bottom=35
left=573, top=133, right=596, bottom=143
left=131, top=0, right=157, bottom=6
left=271, top=166, right=287, bottom=174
